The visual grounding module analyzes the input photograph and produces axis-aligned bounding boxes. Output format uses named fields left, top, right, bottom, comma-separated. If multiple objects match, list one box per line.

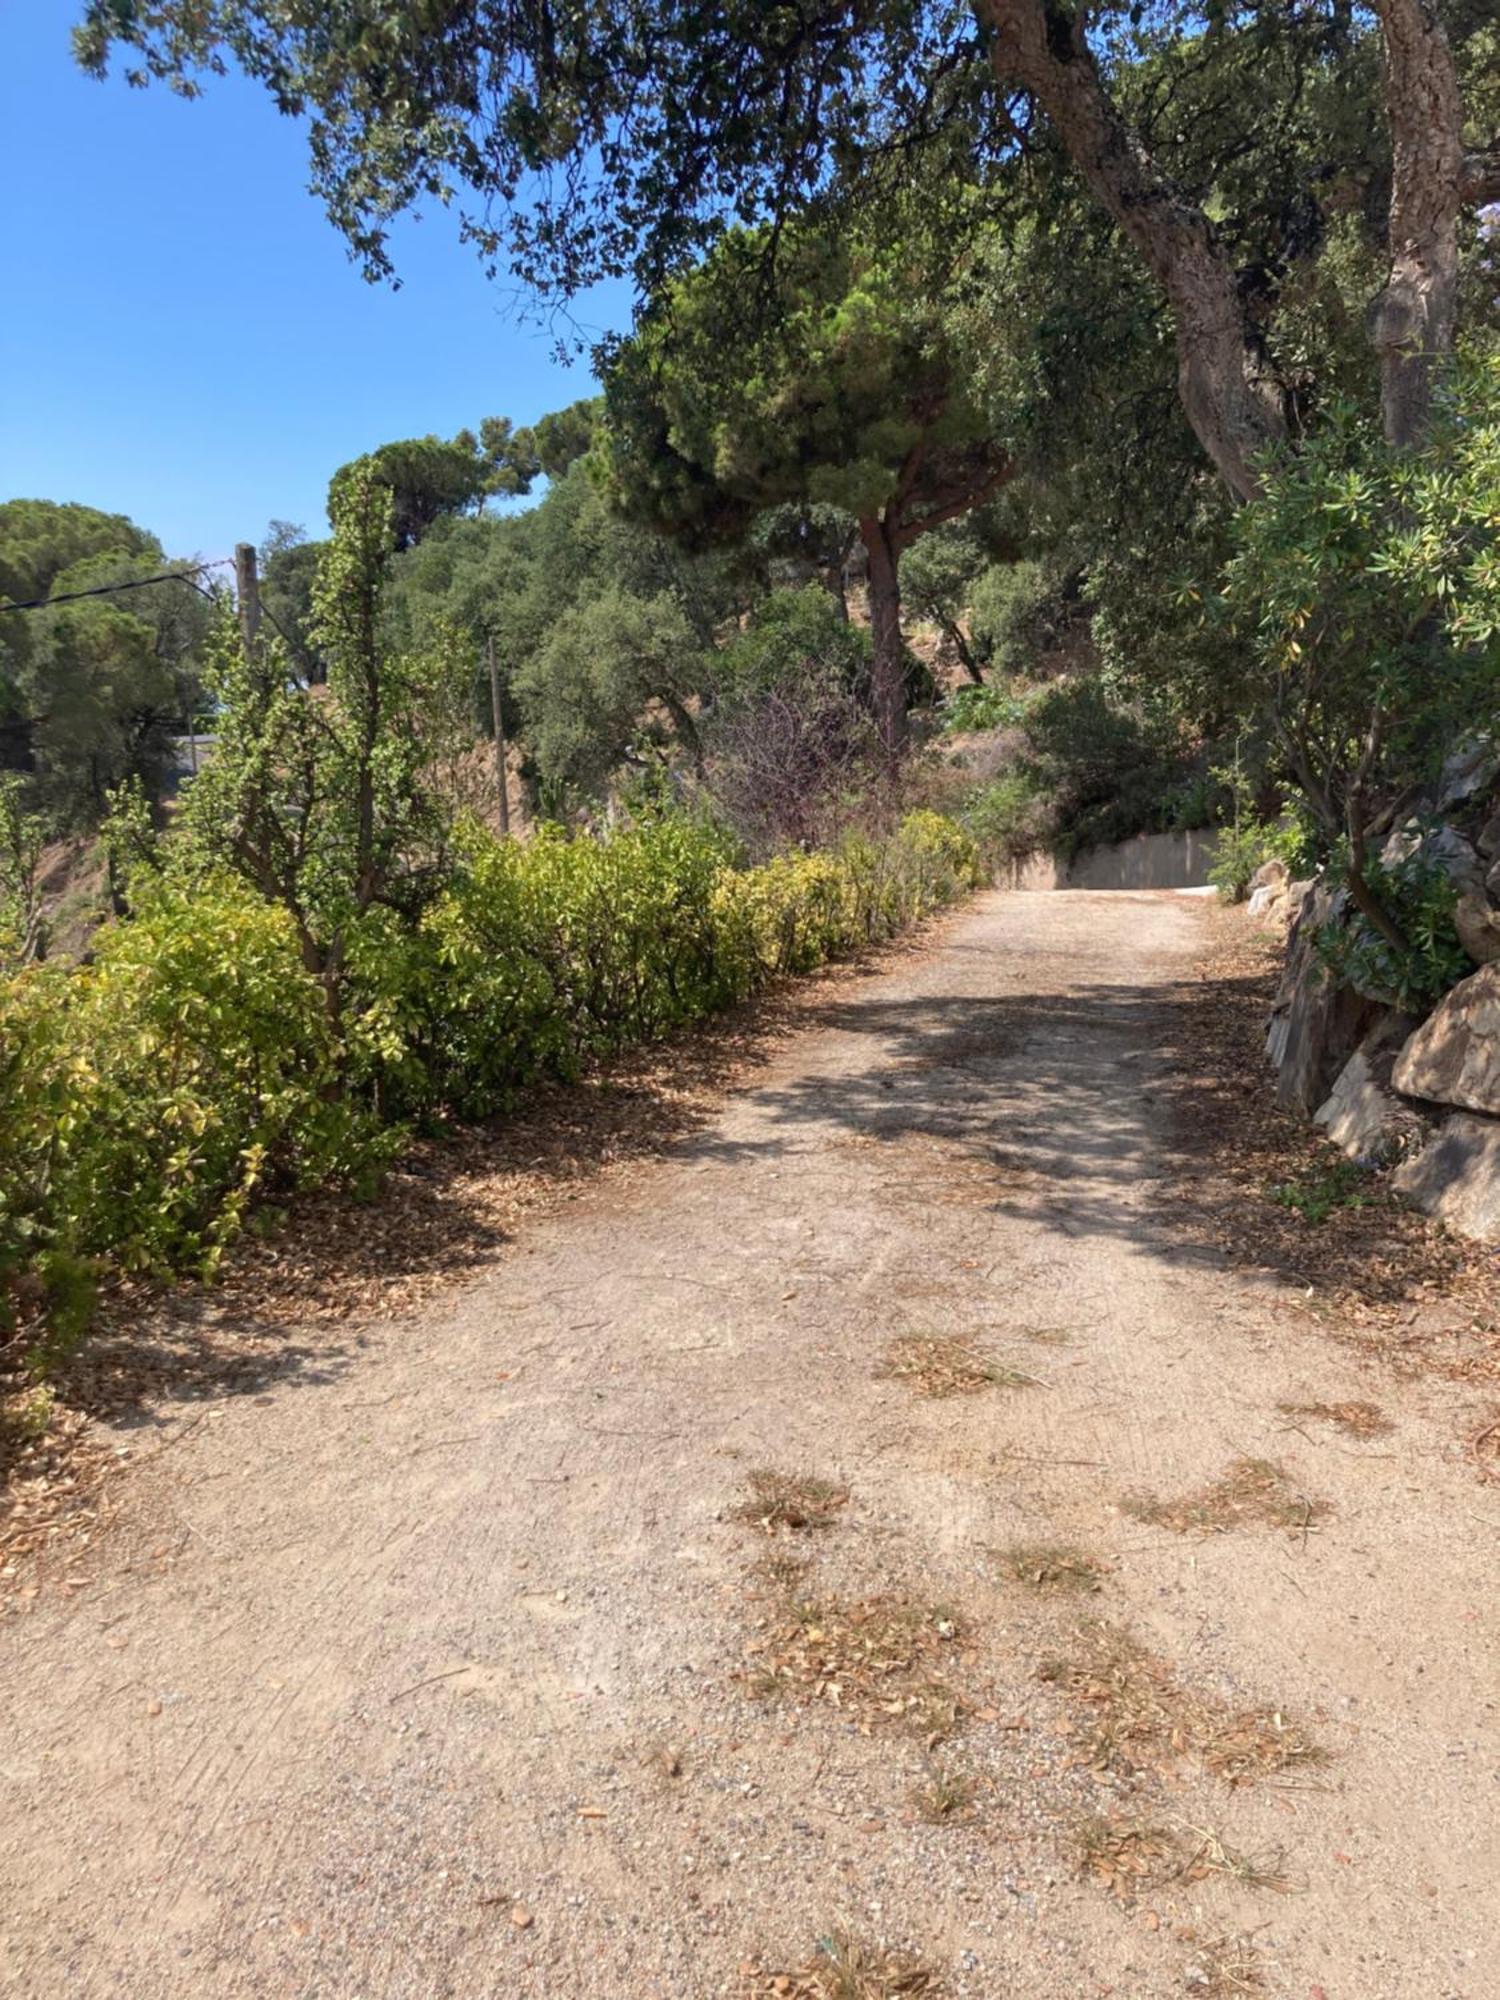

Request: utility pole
left=234, top=541, right=262, bottom=661
left=487, top=633, right=511, bottom=836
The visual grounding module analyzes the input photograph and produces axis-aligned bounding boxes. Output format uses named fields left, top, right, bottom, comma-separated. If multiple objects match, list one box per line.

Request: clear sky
left=0, top=0, right=633, bottom=560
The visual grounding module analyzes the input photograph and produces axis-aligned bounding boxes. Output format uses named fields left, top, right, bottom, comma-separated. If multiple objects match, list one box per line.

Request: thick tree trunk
left=982, top=0, right=1285, bottom=501
left=858, top=516, right=908, bottom=757
left=1369, top=0, right=1466, bottom=447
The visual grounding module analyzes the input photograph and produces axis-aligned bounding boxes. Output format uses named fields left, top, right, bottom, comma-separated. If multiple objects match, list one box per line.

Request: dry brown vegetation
left=876, top=1332, right=1034, bottom=1398
left=736, top=1469, right=849, bottom=1535
left=743, top=1591, right=969, bottom=1742
left=1040, top=1622, right=1324, bottom=1785
left=994, top=1540, right=1105, bottom=1593
left=908, top=1758, right=979, bottom=1824
left=738, top=1932, right=942, bottom=1999
left=1125, top=1456, right=1329, bottom=1537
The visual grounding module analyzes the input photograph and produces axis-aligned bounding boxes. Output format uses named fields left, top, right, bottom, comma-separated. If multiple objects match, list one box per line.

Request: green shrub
left=1, top=810, right=981, bottom=1357
left=958, top=772, right=1049, bottom=864
left=1208, top=813, right=1314, bottom=904
left=1315, top=847, right=1471, bottom=1011
left=940, top=679, right=1036, bottom=735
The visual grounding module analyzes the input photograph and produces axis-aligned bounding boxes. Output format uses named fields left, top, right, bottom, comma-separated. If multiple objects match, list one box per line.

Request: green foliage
left=0, top=807, right=981, bottom=1358
left=957, top=772, right=1048, bottom=866
left=334, top=419, right=540, bottom=551
left=1268, top=1155, right=1370, bottom=1226
left=1315, top=849, right=1471, bottom=1012
left=941, top=679, right=1035, bottom=735
left=1207, top=814, right=1310, bottom=905
left=1021, top=680, right=1215, bottom=861
left=184, top=459, right=472, bottom=1028
left=1220, top=360, right=1500, bottom=847
left=0, top=499, right=209, bottom=831
left=0, top=775, right=47, bottom=967
left=0, top=870, right=376, bottom=1349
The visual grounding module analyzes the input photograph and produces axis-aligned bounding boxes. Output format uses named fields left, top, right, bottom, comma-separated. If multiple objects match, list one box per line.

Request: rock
left=1316, top=1017, right=1430, bottom=1163
left=1266, top=880, right=1383, bottom=1114
left=1393, top=1112, right=1500, bottom=1243
left=1455, top=889, right=1500, bottom=967
left=1246, top=881, right=1287, bottom=922
left=1478, top=811, right=1500, bottom=861
left=1488, top=856, right=1500, bottom=901
left=1380, top=822, right=1485, bottom=894
left=1435, top=739, right=1499, bottom=813
left=1392, top=963, right=1500, bottom=1115
left=1249, top=858, right=1290, bottom=893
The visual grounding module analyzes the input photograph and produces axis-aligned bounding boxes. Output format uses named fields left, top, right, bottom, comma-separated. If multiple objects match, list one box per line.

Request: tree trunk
left=1369, top=0, right=1466, bottom=447
left=858, top=516, right=908, bottom=757
left=982, top=0, right=1285, bottom=502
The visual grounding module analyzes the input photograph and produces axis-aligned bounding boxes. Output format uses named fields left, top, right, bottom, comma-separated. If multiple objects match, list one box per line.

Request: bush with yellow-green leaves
left=1, top=810, right=980, bottom=1363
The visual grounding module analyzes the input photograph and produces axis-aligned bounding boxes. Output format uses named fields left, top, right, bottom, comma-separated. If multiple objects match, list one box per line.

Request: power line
left=0, top=557, right=233, bottom=614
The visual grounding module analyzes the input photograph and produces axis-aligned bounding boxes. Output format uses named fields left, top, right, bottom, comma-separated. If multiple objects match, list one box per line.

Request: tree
left=332, top=420, right=541, bottom=551
left=597, top=218, right=1014, bottom=751
left=184, top=460, right=471, bottom=1031
left=0, top=502, right=211, bottom=824
left=77, top=2, right=1499, bottom=479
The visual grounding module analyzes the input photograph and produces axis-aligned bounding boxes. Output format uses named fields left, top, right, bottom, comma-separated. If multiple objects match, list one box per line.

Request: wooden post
left=487, top=633, right=511, bottom=836
left=234, top=542, right=261, bottom=660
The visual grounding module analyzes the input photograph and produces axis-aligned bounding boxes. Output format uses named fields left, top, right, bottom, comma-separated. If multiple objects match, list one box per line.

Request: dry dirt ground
left=3, top=888, right=1498, bottom=2000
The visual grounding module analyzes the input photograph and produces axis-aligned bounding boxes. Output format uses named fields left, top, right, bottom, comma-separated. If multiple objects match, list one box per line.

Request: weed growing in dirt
left=995, top=1541, right=1104, bottom=1592
left=744, top=1591, right=968, bottom=1741
left=739, top=1931, right=942, bottom=1998
left=1267, top=1157, right=1370, bottom=1225
left=1125, top=1457, right=1329, bottom=1536
left=910, top=1758, right=978, bottom=1824
left=1040, top=1622, right=1324, bottom=1784
left=1176, top=1825, right=1297, bottom=1895
left=1277, top=1399, right=1392, bottom=1440
left=877, top=1333, right=1034, bottom=1398
left=1184, top=1931, right=1267, bottom=1996
left=736, top=1469, right=849, bottom=1534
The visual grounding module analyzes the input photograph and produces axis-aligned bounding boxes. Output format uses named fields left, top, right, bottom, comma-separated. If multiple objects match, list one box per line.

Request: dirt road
left=3, top=889, right=1497, bottom=1999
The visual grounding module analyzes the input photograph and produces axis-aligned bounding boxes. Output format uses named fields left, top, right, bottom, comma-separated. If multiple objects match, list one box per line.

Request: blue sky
left=0, top=1, right=633, bottom=559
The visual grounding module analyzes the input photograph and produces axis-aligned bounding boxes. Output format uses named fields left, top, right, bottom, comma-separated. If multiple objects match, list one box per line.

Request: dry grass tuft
left=995, top=1541, right=1105, bottom=1593
left=1176, top=1825, right=1297, bottom=1895
left=877, top=1333, right=1035, bottom=1399
left=1184, top=1931, right=1267, bottom=1997
left=909, top=1759, right=978, bottom=1824
left=736, top=1468, right=849, bottom=1535
left=1039, top=1622, right=1324, bottom=1785
left=744, top=1591, right=968, bottom=1741
left=1075, top=1816, right=1297, bottom=1905
left=1016, top=1325, right=1075, bottom=1346
left=1277, top=1399, right=1393, bottom=1441
left=738, top=1931, right=942, bottom=1998
left=1124, top=1456, right=1329, bottom=1537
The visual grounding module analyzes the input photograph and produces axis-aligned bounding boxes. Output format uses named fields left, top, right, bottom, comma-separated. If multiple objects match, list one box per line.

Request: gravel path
left=3, top=887, right=1497, bottom=1999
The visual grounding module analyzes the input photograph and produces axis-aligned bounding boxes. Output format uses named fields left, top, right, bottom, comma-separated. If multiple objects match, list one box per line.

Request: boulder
left=1488, top=856, right=1500, bottom=901
left=1380, top=821, right=1485, bottom=895
left=1454, top=890, right=1500, bottom=967
left=1315, top=1017, right=1431, bottom=1164
left=1478, top=810, right=1500, bottom=861
left=1393, top=1112, right=1500, bottom=1243
left=1249, top=858, right=1290, bottom=894
left=1246, top=881, right=1287, bottom=922
left=1391, top=963, right=1500, bottom=1115
left=1266, top=881, right=1385, bottom=1114
left=1435, top=739, right=1500, bottom=814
